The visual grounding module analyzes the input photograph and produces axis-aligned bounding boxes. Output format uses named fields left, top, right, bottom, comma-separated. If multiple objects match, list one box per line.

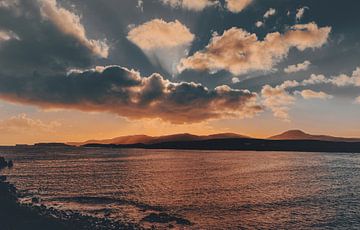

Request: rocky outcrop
left=0, top=157, right=13, bottom=169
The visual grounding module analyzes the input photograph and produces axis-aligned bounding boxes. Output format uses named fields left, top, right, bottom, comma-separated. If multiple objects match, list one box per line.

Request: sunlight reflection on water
left=1, top=147, right=360, bottom=229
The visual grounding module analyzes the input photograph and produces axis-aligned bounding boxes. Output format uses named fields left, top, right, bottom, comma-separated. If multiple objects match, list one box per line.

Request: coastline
left=83, top=138, right=360, bottom=153
left=0, top=158, right=141, bottom=230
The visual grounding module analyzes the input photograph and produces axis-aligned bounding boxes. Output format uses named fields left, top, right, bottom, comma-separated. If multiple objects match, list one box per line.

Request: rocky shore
left=0, top=156, right=13, bottom=169
left=0, top=157, right=141, bottom=230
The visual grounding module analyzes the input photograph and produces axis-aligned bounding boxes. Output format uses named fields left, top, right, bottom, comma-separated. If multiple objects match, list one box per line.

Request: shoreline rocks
left=142, top=212, right=192, bottom=226
left=0, top=157, right=13, bottom=169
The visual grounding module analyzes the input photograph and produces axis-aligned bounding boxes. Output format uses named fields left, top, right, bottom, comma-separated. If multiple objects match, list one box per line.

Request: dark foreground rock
left=142, top=212, right=192, bottom=226
left=0, top=157, right=141, bottom=230
left=0, top=157, right=12, bottom=169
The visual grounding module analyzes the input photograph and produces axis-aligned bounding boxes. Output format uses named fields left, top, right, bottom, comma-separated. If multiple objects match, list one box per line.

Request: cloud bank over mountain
left=0, top=66, right=262, bottom=123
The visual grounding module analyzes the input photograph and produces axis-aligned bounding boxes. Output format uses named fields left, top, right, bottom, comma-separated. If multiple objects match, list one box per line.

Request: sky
left=0, top=0, right=360, bottom=145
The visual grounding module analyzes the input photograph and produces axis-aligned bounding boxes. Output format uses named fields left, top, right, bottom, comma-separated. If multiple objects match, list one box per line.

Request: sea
left=1, top=147, right=360, bottom=229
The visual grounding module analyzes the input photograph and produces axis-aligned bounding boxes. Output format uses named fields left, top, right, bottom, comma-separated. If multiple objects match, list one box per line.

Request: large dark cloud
left=0, top=66, right=262, bottom=123
left=0, top=0, right=105, bottom=75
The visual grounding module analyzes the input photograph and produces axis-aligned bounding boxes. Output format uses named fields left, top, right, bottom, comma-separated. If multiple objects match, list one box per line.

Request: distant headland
left=4, top=130, right=360, bottom=153
left=4, top=130, right=358, bottom=153
left=69, top=130, right=360, bottom=146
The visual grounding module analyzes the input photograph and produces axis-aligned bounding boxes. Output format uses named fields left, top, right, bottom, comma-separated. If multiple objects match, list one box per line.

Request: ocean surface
left=1, top=147, right=360, bottom=229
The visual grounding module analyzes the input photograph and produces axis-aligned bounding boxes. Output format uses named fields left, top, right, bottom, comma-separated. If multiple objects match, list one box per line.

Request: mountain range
left=68, top=130, right=360, bottom=146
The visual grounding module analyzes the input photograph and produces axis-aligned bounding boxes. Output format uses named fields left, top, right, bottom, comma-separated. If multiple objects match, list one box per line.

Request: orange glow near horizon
left=1, top=106, right=360, bottom=146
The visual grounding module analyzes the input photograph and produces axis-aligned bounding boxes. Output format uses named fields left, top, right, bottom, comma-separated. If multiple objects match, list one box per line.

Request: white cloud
left=302, top=74, right=328, bottom=85
left=280, top=80, right=300, bottom=89
left=284, top=60, right=311, bottom=73
left=261, top=84, right=295, bottom=121
left=161, top=0, right=252, bottom=13
left=254, top=8, right=275, bottom=29
left=0, top=114, right=60, bottom=133
left=39, top=0, right=109, bottom=58
left=137, top=0, right=144, bottom=12
left=0, top=0, right=18, bottom=9
left=264, top=8, right=276, bottom=18
left=178, top=22, right=331, bottom=76
left=232, top=77, right=240, bottom=84
left=286, top=23, right=331, bottom=51
left=330, top=69, right=360, bottom=87
left=296, top=6, right=309, bottom=21
left=0, top=30, right=19, bottom=42
left=225, top=0, right=252, bottom=13
left=302, top=67, right=360, bottom=87
left=259, top=66, right=360, bottom=121
left=159, top=0, right=219, bottom=11
left=261, top=76, right=332, bottom=120
left=255, top=21, right=264, bottom=28
left=127, top=19, right=194, bottom=50
left=259, top=67, right=360, bottom=119
left=127, top=19, right=195, bottom=74
left=295, top=90, right=332, bottom=100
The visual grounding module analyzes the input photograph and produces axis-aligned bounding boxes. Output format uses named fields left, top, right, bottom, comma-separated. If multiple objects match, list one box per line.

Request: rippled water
left=1, top=147, right=360, bottom=229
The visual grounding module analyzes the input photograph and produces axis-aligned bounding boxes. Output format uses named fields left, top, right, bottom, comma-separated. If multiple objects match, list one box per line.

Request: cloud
left=0, top=30, right=19, bottom=42
left=127, top=19, right=194, bottom=50
left=284, top=60, right=311, bottom=73
left=0, top=66, right=262, bottom=124
left=127, top=19, right=195, bottom=74
left=254, top=8, right=276, bottom=29
left=302, top=74, right=328, bottom=85
left=0, top=0, right=107, bottom=74
left=225, top=0, right=252, bottom=13
left=264, top=8, right=276, bottom=18
left=261, top=77, right=332, bottom=120
left=159, top=0, right=252, bottom=13
left=301, top=67, right=360, bottom=87
left=258, top=66, right=360, bottom=120
left=0, top=0, right=19, bottom=9
left=137, top=0, right=144, bottom=12
left=330, top=69, right=360, bottom=87
left=159, top=0, right=219, bottom=11
left=260, top=82, right=332, bottom=121
left=296, top=7, right=309, bottom=21
left=259, top=67, right=360, bottom=119
left=178, top=22, right=331, bottom=76
left=0, top=113, right=60, bottom=133
left=285, top=23, right=331, bottom=50
left=255, top=21, right=264, bottom=28
left=280, top=80, right=300, bottom=89
left=232, top=77, right=240, bottom=84
left=261, top=84, right=295, bottom=121
left=39, top=0, right=109, bottom=58
left=295, top=89, right=332, bottom=100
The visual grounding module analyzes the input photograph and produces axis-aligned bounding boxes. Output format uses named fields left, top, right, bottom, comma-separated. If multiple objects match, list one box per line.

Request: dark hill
left=84, top=138, right=360, bottom=153
left=69, top=133, right=250, bottom=146
left=269, top=130, right=360, bottom=142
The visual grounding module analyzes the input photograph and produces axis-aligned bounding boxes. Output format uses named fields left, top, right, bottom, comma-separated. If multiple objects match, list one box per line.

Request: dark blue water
left=1, top=147, right=360, bottom=229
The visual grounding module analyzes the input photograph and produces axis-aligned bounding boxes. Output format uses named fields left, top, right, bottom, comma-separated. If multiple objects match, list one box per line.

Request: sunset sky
left=1, top=0, right=360, bottom=145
